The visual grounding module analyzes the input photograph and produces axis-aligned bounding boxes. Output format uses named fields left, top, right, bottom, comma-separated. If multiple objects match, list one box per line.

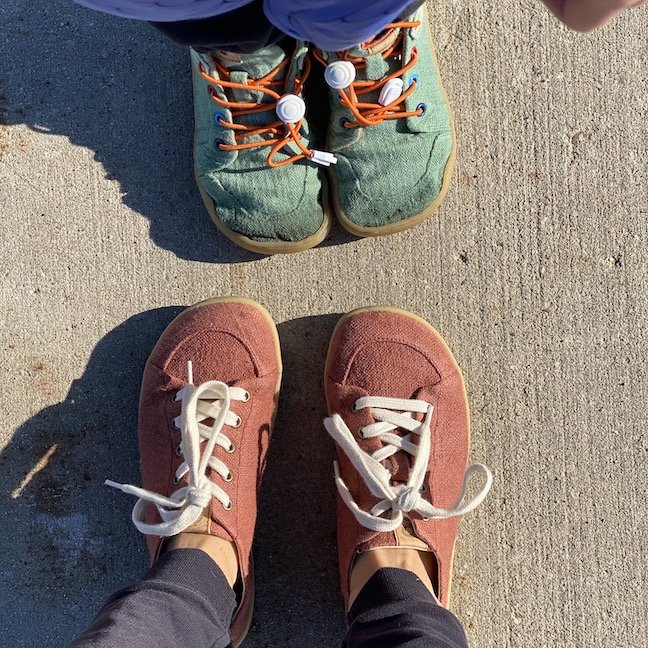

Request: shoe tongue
left=395, top=520, right=430, bottom=551
left=211, top=44, right=290, bottom=107
left=389, top=453, right=413, bottom=482
left=182, top=508, right=235, bottom=543
left=347, top=27, right=402, bottom=81
left=360, top=26, right=402, bottom=54
left=212, top=44, right=287, bottom=81
left=385, top=388, right=429, bottom=484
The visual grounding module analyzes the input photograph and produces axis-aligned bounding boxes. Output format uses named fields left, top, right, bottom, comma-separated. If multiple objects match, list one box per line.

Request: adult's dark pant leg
left=68, top=549, right=236, bottom=648
left=342, top=568, right=469, bottom=648
left=150, top=0, right=285, bottom=53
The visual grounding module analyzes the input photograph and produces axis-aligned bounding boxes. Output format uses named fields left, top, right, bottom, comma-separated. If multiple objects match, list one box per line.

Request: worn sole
left=197, top=171, right=333, bottom=256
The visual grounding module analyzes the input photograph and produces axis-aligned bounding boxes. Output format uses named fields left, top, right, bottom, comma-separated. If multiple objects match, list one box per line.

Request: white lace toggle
left=324, top=396, right=492, bottom=533
left=105, top=361, right=248, bottom=537
left=310, top=150, right=338, bottom=166
left=378, top=78, right=404, bottom=106
left=325, top=61, right=356, bottom=89
left=276, top=93, right=306, bottom=124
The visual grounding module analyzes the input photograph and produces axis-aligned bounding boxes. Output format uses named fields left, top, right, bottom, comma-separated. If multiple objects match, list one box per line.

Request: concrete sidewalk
left=1, top=1, right=646, bottom=646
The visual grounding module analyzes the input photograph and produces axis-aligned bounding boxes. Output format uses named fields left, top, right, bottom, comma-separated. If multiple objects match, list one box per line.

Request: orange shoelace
left=198, top=49, right=335, bottom=168
left=314, top=20, right=425, bottom=129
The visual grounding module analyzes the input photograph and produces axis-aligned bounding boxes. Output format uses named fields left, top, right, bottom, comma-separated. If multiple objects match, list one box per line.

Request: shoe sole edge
left=323, top=305, right=469, bottom=607
left=141, top=296, right=282, bottom=645
left=328, top=22, right=457, bottom=238
left=197, top=174, right=333, bottom=255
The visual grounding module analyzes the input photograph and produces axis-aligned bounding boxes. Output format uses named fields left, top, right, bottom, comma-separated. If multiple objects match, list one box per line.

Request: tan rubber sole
left=142, top=296, right=282, bottom=645
left=197, top=173, right=333, bottom=256
left=324, top=305, right=470, bottom=605
left=328, top=19, right=457, bottom=238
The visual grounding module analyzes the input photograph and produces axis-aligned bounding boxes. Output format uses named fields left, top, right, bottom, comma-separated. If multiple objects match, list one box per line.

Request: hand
left=540, top=0, right=645, bottom=30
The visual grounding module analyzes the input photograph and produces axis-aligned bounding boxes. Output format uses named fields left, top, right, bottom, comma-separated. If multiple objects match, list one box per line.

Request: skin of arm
left=540, top=0, right=645, bottom=30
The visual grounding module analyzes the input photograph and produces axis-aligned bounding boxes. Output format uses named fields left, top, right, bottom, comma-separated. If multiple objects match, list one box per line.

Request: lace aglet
left=104, top=479, right=124, bottom=491
left=187, top=360, right=193, bottom=385
left=311, top=150, right=338, bottom=166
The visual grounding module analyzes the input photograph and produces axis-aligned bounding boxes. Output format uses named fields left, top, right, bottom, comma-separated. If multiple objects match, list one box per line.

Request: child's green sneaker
left=192, top=42, right=336, bottom=254
left=315, top=8, right=455, bottom=237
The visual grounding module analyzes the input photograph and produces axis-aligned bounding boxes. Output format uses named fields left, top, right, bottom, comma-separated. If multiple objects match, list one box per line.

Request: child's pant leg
left=151, top=0, right=284, bottom=53
left=151, top=0, right=426, bottom=53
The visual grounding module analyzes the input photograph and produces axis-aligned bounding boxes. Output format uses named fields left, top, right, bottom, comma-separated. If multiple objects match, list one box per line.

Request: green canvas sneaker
left=192, top=42, right=336, bottom=254
left=315, top=7, right=455, bottom=237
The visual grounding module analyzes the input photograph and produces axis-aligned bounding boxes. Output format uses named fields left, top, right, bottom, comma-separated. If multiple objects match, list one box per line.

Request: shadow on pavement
left=1, top=2, right=356, bottom=264
left=1, top=306, right=345, bottom=646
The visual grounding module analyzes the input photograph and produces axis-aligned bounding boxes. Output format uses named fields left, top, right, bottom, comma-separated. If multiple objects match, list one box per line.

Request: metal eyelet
left=419, top=483, right=427, bottom=493
left=241, top=390, right=250, bottom=402
left=222, top=500, right=233, bottom=511
left=226, top=443, right=236, bottom=454
left=339, top=117, right=349, bottom=128
left=214, top=112, right=225, bottom=125
left=357, top=428, right=366, bottom=439
left=175, top=444, right=182, bottom=456
left=172, top=475, right=180, bottom=484
left=409, top=74, right=419, bottom=89
left=215, top=138, right=226, bottom=150
left=172, top=418, right=180, bottom=430
left=232, top=416, right=242, bottom=429
left=416, top=102, right=427, bottom=115
left=224, top=471, right=233, bottom=483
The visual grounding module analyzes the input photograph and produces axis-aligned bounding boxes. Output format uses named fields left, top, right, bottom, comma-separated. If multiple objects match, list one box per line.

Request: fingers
left=540, top=0, right=644, bottom=31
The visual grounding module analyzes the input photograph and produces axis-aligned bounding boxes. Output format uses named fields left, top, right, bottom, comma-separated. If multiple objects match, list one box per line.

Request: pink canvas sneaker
left=106, top=297, right=282, bottom=646
left=324, top=307, right=492, bottom=607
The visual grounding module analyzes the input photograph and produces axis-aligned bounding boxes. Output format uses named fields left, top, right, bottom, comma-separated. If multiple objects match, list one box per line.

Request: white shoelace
left=105, top=361, right=248, bottom=537
left=324, top=396, right=493, bottom=533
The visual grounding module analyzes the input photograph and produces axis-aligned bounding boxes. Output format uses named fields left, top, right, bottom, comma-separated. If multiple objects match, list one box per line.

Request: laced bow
left=106, top=362, right=247, bottom=537
left=199, top=50, right=336, bottom=167
left=324, top=396, right=492, bottom=533
left=316, top=21, right=425, bottom=129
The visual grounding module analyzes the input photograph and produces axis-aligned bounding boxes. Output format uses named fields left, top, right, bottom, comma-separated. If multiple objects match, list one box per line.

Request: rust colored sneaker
left=324, top=307, right=492, bottom=607
left=106, top=297, right=282, bottom=646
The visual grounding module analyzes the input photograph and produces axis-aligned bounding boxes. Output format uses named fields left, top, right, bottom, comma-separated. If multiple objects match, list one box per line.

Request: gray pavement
left=1, top=0, right=647, bottom=646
